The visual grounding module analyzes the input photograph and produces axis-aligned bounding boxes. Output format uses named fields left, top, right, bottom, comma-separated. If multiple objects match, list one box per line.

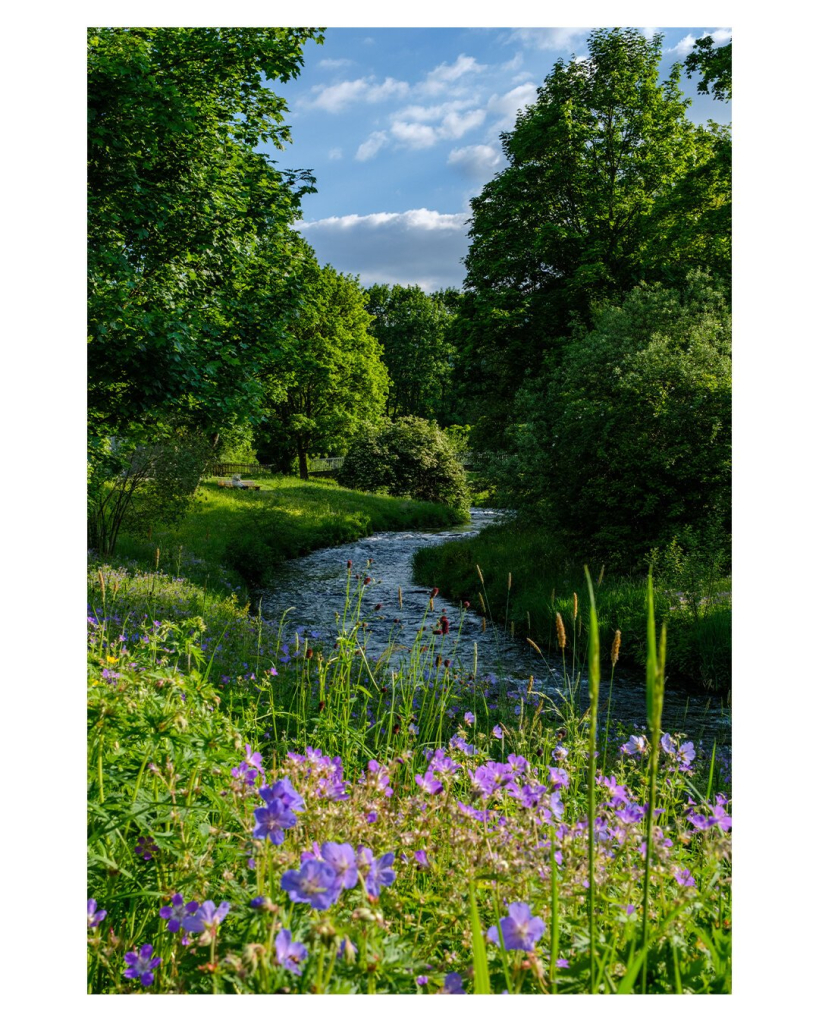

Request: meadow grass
left=115, top=475, right=466, bottom=591
left=87, top=558, right=731, bottom=995
left=412, top=521, right=731, bottom=694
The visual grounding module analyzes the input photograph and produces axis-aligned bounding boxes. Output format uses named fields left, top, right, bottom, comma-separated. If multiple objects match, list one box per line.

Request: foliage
left=365, top=284, right=457, bottom=421
left=338, top=417, right=470, bottom=514
left=257, top=250, right=389, bottom=479
left=495, top=275, right=730, bottom=571
left=684, top=35, right=732, bottom=102
left=412, top=520, right=731, bottom=693
left=89, top=431, right=214, bottom=556
left=87, top=562, right=731, bottom=994
left=453, top=28, right=731, bottom=445
left=213, top=423, right=259, bottom=465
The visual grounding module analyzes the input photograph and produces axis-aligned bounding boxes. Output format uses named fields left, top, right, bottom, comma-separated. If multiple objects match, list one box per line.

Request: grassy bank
left=87, top=562, right=731, bottom=994
left=412, top=522, right=731, bottom=695
left=116, top=475, right=466, bottom=590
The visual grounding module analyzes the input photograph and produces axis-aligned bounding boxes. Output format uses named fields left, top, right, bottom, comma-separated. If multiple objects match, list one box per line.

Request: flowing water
left=260, top=508, right=731, bottom=747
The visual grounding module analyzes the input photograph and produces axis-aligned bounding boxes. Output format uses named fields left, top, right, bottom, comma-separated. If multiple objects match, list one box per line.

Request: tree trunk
left=297, top=442, right=309, bottom=480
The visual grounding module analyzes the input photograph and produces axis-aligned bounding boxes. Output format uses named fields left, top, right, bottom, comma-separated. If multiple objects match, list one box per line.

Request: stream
left=260, top=508, right=731, bottom=748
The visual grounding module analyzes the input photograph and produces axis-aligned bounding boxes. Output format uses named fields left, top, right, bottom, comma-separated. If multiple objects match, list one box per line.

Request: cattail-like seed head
left=97, top=569, right=106, bottom=600
left=507, top=572, right=512, bottom=592
left=155, top=548, right=161, bottom=570
left=398, top=586, right=403, bottom=610
left=597, top=564, right=605, bottom=586
left=481, top=617, right=487, bottom=633
left=572, top=592, right=578, bottom=621
left=556, top=613, right=567, bottom=649
left=527, top=675, right=534, bottom=695
left=476, top=564, right=484, bottom=585
left=611, top=629, right=621, bottom=665
left=478, top=593, right=486, bottom=613
left=526, top=637, right=543, bottom=656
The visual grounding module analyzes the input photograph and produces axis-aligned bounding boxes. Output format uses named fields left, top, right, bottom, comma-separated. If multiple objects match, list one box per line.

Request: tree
left=454, top=28, right=731, bottom=446
left=87, top=27, right=322, bottom=549
left=365, top=285, right=457, bottom=421
left=338, top=417, right=470, bottom=513
left=684, top=35, right=732, bottom=102
left=497, top=274, right=731, bottom=570
left=88, top=27, right=322, bottom=441
left=257, top=251, right=389, bottom=479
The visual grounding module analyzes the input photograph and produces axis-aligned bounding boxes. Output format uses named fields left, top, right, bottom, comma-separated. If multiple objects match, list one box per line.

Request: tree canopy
left=453, top=28, right=731, bottom=445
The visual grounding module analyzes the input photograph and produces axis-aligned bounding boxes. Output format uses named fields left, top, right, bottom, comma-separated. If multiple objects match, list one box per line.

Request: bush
left=339, top=417, right=470, bottom=514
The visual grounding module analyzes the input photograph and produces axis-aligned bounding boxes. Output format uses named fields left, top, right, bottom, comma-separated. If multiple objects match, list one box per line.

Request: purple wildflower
left=674, top=868, right=697, bottom=889
left=87, top=899, right=107, bottom=929
left=253, top=798, right=297, bottom=845
left=415, top=770, right=443, bottom=795
left=552, top=745, right=568, bottom=761
left=441, top=971, right=465, bottom=994
left=548, top=766, right=570, bottom=790
left=159, top=894, right=200, bottom=933
left=123, top=944, right=161, bottom=986
left=428, top=749, right=459, bottom=774
left=615, top=802, right=646, bottom=825
left=416, top=974, right=429, bottom=986
left=274, top=928, right=308, bottom=975
left=492, top=725, right=503, bottom=739
left=621, top=735, right=648, bottom=757
left=487, top=902, right=546, bottom=952
left=365, top=852, right=396, bottom=898
left=134, top=836, right=159, bottom=861
left=281, top=860, right=342, bottom=910
left=182, top=900, right=230, bottom=936
left=450, top=735, right=477, bottom=755
left=414, top=849, right=430, bottom=868
left=320, top=841, right=359, bottom=889
left=258, top=778, right=305, bottom=813
left=464, top=711, right=476, bottom=725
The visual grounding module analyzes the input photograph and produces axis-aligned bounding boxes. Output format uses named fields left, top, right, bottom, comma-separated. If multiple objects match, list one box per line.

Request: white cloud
left=390, top=120, right=439, bottom=148
left=420, top=54, right=487, bottom=95
left=667, top=33, right=697, bottom=57
left=439, top=109, right=486, bottom=139
left=318, top=58, right=354, bottom=69
left=393, top=100, right=474, bottom=123
left=486, top=82, right=539, bottom=131
left=328, top=147, right=343, bottom=160
left=506, top=28, right=591, bottom=51
left=296, top=209, right=470, bottom=291
left=355, top=131, right=389, bottom=161
left=447, top=143, right=505, bottom=179
left=704, top=28, right=732, bottom=45
left=310, top=76, right=410, bottom=113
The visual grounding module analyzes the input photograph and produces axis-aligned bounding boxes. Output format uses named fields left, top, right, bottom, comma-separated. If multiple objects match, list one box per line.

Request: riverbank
left=412, top=520, right=731, bottom=696
left=115, top=475, right=467, bottom=591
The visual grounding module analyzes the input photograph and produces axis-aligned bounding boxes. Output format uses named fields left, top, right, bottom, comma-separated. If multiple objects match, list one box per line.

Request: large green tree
left=88, top=27, right=322, bottom=444
left=364, top=284, right=457, bottom=421
left=498, top=274, right=731, bottom=569
left=257, top=252, right=389, bottom=479
left=454, top=28, right=731, bottom=446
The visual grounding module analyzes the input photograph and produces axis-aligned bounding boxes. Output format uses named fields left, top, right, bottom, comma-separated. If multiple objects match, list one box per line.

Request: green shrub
left=339, top=417, right=470, bottom=514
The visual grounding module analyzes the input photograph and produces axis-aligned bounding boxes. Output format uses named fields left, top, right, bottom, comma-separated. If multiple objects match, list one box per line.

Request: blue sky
left=265, top=26, right=732, bottom=292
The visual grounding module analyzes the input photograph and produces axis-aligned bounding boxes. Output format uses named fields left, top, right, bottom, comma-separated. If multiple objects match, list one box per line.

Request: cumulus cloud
left=506, top=28, right=591, bottom=51
left=391, top=120, right=439, bottom=149
left=486, top=82, right=539, bottom=131
left=389, top=108, right=485, bottom=149
left=355, top=131, right=389, bottom=161
left=420, top=54, right=487, bottom=94
left=295, top=209, right=470, bottom=291
left=393, top=99, right=475, bottom=123
left=667, top=33, right=697, bottom=57
left=310, top=76, right=410, bottom=112
left=447, top=143, right=505, bottom=179
left=319, top=58, right=354, bottom=69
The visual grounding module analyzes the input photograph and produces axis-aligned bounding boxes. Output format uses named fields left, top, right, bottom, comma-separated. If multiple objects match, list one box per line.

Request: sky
left=265, top=26, right=732, bottom=292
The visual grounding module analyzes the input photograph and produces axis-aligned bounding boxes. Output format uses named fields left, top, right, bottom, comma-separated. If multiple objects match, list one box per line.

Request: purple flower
left=441, top=971, right=465, bottom=994
left=492, top=725, right=503, bottom=739
left=487, top=902, right=546, bottom=952
left=321, top=841, right=359, bottom=889
left=134, top=836, right=159, bottom=861
left=464, top=711, right=475, bottom=725
left=450, top=735, right=477, bottom=756
left=87, top=898, right=107, bottom=929
left=415, top=770, right=443, bottom=795
left=274, top=928, right=308, bottom=975
left=281, top=860, right=342, bottom=910
left=615, top=802, right=646, bottom=825
left=258, top=778, right=305, bottom=813
left=414, top=849, right=430, bottom=868
left=552, top=745, right=568, bottom=761
left=674, top=868, right=697, bottom=889
left=365, top=852, right=396, bottom=898
left=428, top=749, right=459, bottom=774
left=678, top=741, right=696, bottom=765
left=621, top=735, right=648, bottom=757
left=548, top=766, right=570, bottom=790
left=660, top=733, right=676, bottom=755
left=123, top=944, right=161, bottom=986
left=159, top=894, right=200, bottom=932
left=182, top=900, right=230, bottom=935
left=416, top=974, right=429, bottom=986
left=253, top=798, right=297, bottom=844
